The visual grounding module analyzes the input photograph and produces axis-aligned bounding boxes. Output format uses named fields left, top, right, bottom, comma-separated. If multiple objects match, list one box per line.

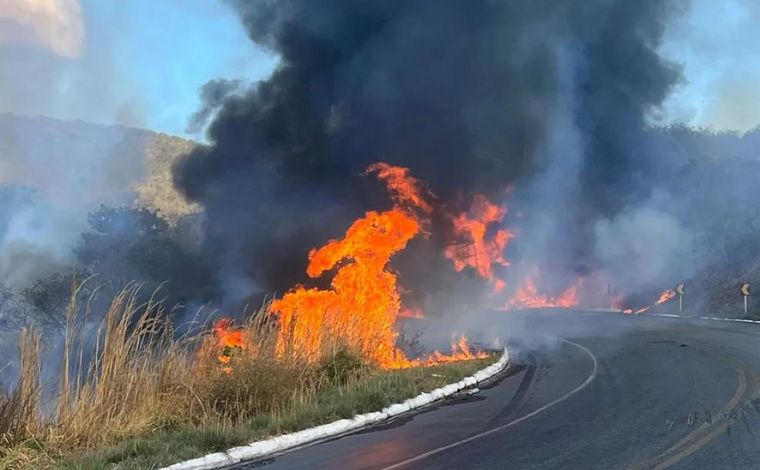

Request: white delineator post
left=608, top=283, right=614, bottom=310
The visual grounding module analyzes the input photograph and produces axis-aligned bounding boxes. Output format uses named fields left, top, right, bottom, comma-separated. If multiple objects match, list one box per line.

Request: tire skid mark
left=630, top=338, right=753, bottom=470
left=380, top=340, right=597, bottom=470
left=483, top=352, right=538, bottom=427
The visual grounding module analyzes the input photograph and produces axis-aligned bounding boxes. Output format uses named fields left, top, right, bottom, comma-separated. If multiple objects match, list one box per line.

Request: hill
left=0, top=113, right=199, bottom=220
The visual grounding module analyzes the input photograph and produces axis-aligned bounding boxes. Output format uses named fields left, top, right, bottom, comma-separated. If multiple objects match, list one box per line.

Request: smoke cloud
left=0, top=0, right=84, bottom=57
left=0, top=115, right=151, bottom=289
left=186, top=79, right=245, bottom=135
left=174, top=0, right=685, bottom=306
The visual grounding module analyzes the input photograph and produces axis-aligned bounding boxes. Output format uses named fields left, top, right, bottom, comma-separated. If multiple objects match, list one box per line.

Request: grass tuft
left=0, top=282, right=494, bottom=469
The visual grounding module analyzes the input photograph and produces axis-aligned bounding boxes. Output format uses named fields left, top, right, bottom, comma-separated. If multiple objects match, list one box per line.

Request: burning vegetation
left=507, top=276, right=581, bottom=310
left=444, top=194, right=514, bottom=293
left=0, top=282, right=495, bottom=469
left=207, top=318, right=249, bottom=373
left=195, top=157, right=698, bottom=376
left=263, top=163, right=490, bottom=369
left=204, top=156, right=704, bottom=375
left=623, top=288, right=678, bottom=314
left=201, top=160, right=624, bottom=374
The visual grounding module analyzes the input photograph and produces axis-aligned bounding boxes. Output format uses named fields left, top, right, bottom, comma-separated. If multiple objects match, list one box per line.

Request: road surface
left=230, top=311, right=760, bottom=469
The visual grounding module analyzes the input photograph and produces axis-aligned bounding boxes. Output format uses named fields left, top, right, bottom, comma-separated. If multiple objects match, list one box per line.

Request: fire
left=399, top=307, right=426, bottom=319
left=205, top=318, right=248, bottom=373
left=444, top=194, right=514, bottom=291
left=622, top=288, right=677, bottom=314
left=269, top=163, right=484, bottom=368
left=424, top=336, right=488, bottom=364
left=656, top=289, right=676, bottom=304
left=366, top=162, right=434, bottom=215
left=269, top=209, right=419, bottom=365
left=200, top=162, right=605, bottom=370
left=507, top=277, right=580, bottom=309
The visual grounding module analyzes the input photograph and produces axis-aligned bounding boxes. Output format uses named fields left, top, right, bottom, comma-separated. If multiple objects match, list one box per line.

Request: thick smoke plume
left=174, top=0, right=684, bottom=307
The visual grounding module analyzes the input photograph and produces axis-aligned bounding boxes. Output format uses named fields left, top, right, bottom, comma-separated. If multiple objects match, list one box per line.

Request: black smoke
left=173, top=0, right=684, bottom=304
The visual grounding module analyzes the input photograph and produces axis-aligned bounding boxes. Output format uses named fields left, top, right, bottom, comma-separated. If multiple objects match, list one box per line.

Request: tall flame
left=269, top=163, right=485, bottom=368
left=367, top=162, right=434, bottom=214
left=270, top=209, right=419, bottom=366
left=444, top=194, right=514, bottom=291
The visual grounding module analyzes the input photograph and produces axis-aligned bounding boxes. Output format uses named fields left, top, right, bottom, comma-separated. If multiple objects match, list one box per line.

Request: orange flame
left=423, top=336, right=488, bottom=365
left=444, top=194, right=514, bottom=291
left=203, top=318, right=248, bottom=373
left=399, top=307, right=426, bottom=319
left=270, top=163, right=485, bottom=368
left=622, top=288, right=677, bottom=314
left=507, top=277, right=580, bottom=309
left=655, top=289, right=676, bottom=305
left=366, top=162, right=434, bottom=214
left=269, top=209, right=419, bottom=365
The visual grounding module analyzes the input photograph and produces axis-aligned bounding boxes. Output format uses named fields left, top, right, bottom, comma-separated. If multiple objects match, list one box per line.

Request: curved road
left=231, top=311, right=760, bottom=469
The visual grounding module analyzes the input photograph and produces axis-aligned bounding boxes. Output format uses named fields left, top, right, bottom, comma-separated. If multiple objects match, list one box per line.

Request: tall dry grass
left=55, top=282, right=184, bottom=446
left=0, top=328, right=42, bottom=447
left=0, top=281, right=368, bottom=463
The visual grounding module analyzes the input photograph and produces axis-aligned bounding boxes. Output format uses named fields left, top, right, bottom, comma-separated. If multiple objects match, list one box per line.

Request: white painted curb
left=648, top=313, right=760, bottom=324
left=161, top=349, right=509, bottom=470
left=598, top=309, right=760, bottom=325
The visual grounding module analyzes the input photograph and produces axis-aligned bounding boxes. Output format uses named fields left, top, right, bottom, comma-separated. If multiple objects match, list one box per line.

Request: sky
left=0, top=0, right=277, bottom=137
left=0, top=0, right=758, bottom=138
left=658, top=0, right=760, bottom=132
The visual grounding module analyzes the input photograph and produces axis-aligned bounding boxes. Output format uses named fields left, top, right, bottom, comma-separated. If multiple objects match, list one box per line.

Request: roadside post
left=676, top=283, right=685, bottom=313
left=741, top=282, right=751, bottom=314
left=608, top=283, right=615, bottom=310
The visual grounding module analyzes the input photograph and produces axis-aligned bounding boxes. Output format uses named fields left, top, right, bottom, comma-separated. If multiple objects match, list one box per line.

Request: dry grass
left=0, top=329, right=42, bottom=446
left=0, top=281, right=370, bottom=467
left=56, top=355, right=491, bottom=470
left=0, top=282, right=491, bottom=469
left=54, top=283, right=183, bottom=447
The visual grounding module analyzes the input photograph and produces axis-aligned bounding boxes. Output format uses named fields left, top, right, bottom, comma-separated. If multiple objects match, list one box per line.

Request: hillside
left=0, top=113, right=199, bottom=220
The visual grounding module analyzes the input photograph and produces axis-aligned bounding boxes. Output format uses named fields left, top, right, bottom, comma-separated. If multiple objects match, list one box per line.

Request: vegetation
left=0, top=283, right=493, bottom=470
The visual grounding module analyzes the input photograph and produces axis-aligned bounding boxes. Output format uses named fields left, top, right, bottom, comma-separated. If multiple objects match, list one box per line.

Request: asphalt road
left=231, top=311, right=760, bottom=469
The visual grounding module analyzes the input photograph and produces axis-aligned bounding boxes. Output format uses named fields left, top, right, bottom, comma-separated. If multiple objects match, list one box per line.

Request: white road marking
left=648, top=313, right=760, bottom=324
left=380, top=340, right=598, bottom=470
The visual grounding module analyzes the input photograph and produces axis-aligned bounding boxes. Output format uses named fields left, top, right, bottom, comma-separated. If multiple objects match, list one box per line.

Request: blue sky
left=0, top=0, right=277, bottom=137
left=78, top=0, right=278, bottom=136
left=1, top=0, right=759, bottom=138
left=658, top=0, right=760, bottom=131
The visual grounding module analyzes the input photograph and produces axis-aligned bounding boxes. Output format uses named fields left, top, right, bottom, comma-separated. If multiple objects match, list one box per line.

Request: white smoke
left=594, top=205, right=695, bottom=293
left=0, top=0, right=84, bottom=58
